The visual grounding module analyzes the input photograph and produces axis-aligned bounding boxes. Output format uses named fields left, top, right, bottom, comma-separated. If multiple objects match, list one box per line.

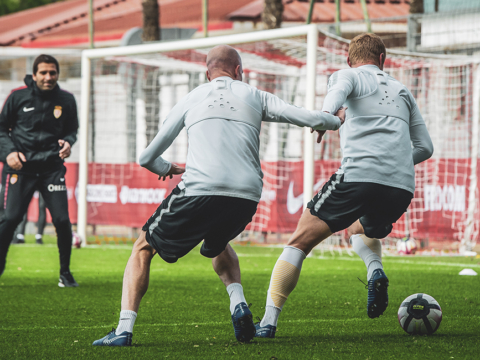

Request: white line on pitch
left=236, top=253, right=480, bottom=268
left=0, top=318, right=365, bottom=332
left=381, top=259, right=480, bottom=268
left=1, top=268, right=167, bottom=273
left=8, top=247, right=479, bottom=268
left=10, top=244, right=134, bottom=249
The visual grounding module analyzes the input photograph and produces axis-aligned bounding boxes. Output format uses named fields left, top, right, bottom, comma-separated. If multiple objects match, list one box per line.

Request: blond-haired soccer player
left=255, top=33, right=434, bottom=338
left=92, top=45, right=345, bottom=346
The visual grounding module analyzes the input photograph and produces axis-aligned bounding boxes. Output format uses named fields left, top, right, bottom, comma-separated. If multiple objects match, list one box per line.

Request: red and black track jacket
left=0, top=75, right=78, bottom=174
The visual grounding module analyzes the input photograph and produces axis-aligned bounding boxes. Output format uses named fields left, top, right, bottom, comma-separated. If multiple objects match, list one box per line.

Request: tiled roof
left=0, top=0, right=254, bottom=47
left=0, top=0, right=136, bottom=46
left=0, top=0, right=411, bottom=47
left=229, top=0, right=410, bottom=23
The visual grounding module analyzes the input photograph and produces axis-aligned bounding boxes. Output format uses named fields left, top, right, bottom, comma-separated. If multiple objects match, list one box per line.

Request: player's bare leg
left=288, top=209, right=333, bottom=254
left=348, top=220, right=389, bottom=318
left=213, top=244, right=255, bottom=342
left=347, top=219, right=383, bottom=280
left=257, top=210, right=332, bottom=337
left=93, top=231, right=155, bottom=346
left=213, top=243, right=241, bottom=286
left=347, top=219, right=364, bottom=238
left=121, top=231, right=156, bottom=313
left=212, top=244, right=247, bottom=316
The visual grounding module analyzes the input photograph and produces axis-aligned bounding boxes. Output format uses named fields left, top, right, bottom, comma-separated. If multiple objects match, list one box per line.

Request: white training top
left=140, top=76, right=342, bottom=202
left=322, top=65, right=434, bottom=194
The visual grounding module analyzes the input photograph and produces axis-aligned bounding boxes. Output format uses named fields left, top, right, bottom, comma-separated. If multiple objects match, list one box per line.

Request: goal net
left=75, top=26, right=479, bottom=253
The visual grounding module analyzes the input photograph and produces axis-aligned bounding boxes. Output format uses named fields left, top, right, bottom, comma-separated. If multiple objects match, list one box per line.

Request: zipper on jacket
left=40, top=99, right=48, bottom=149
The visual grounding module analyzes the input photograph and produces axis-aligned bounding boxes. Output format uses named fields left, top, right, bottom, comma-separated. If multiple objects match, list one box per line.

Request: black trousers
left=0, top=164, right=6, bottom=220
left=0, top=165, right=72, bottom=273
left=15, top=193, right=47, bottom=237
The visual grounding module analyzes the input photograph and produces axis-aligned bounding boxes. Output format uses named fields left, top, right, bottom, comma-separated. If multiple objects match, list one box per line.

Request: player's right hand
left=159, top=163, right=186, bottom=181
left=6, top=151, right=26, bottom=170
left=335, top=107, right=347, bottom=125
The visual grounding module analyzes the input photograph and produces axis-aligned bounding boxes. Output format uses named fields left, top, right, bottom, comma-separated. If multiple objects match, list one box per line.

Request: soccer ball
left=398, top=293, right=442, bottom=335
left=397, top=237, right=418, bottom=255
left=72, top=232, right=82, bottom=248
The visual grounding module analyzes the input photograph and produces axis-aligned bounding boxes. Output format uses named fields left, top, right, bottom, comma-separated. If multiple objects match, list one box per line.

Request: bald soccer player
left=92, top=45, right=345, bottom=346
left=254, top=34, right=434, bottom=339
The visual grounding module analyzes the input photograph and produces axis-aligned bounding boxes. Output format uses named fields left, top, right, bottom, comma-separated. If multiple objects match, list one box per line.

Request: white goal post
left=78, top=24, right=320, bottom=246
left=77, top=25, right=480, bottom=253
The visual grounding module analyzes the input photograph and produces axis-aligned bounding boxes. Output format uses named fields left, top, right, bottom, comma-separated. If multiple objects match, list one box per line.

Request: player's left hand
left=58, top=139, right=71, bottom=159
left=310, top=106, right=348, bottom=144
left=159, top=163, right=186, bottom=181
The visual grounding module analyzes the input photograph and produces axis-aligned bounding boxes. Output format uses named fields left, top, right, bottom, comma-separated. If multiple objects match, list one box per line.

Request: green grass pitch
left=1, top=235, right=479, bottom=359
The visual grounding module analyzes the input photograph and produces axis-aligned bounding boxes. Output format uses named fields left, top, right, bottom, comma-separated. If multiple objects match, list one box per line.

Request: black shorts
left=307, top=173, right=413, bottom=239
left=143, top=186, right=258, bottom=263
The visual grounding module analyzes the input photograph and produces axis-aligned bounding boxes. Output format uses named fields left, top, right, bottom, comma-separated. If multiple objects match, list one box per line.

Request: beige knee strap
left=359, top=235, right=382, bottom=258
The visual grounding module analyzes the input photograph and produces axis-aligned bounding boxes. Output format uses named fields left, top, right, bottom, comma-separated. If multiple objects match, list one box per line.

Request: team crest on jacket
left=54, top=106, right=62, bottom=119
left=10, top=174, right=18, bottom=184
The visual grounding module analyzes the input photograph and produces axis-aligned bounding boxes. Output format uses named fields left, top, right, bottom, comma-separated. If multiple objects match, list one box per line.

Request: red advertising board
left=0, top=159, right=474, bottom=243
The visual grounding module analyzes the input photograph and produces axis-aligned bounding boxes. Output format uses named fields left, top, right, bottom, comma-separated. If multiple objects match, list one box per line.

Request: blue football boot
left=254, top=322, right=276, bottom=338
left=367, top=269, right=389, bottom=318
left=231, top=302, right=256, bottom=342
left=92, top=328, right=132, bottom=346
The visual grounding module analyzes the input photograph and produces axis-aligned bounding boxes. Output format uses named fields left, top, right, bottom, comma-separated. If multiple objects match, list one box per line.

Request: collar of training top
left=24, top=74, right=60, bottom=98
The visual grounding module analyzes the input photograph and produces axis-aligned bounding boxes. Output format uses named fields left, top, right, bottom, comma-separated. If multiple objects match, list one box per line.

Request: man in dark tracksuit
left=0, top=54, right=79, bottom=287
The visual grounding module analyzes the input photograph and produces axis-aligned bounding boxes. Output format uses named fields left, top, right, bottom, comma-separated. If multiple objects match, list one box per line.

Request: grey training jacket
left=139, top=76, right=342, bottom=202
left=322, top=65, right=434, bottom=194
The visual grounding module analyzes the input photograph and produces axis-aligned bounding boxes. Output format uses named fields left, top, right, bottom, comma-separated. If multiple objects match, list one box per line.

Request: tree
left=0, top=0, right=59, bottom=17
left=409, top=0, right=424, bottom=14
left=262, top=0, right=283, bottom=29
left=141, top=0, right=161, bottom=147
left=142, top=0, right=160, bottom=42
left=261, top=0, right=286, bottom=158
left=408, top=0, right=423, bottom=51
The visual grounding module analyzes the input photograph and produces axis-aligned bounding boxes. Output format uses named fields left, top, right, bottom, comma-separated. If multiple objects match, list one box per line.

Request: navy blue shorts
left=143, top=186, right=257, bottom=263
left=307, top=173, right=413, bottom=238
